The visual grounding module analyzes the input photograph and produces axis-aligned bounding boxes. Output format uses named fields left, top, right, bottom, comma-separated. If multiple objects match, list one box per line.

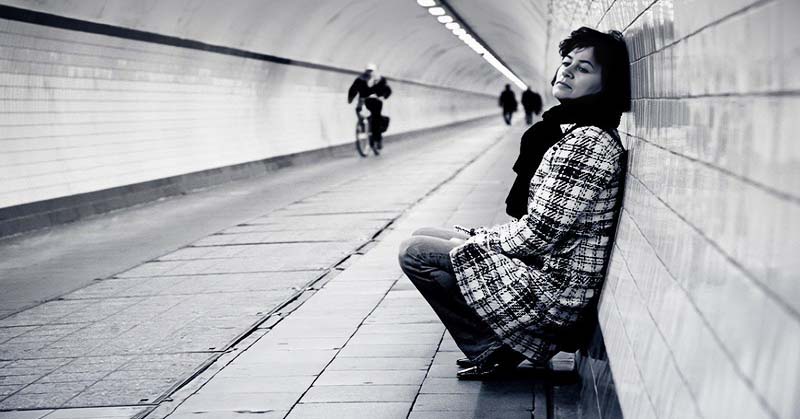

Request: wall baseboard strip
left=0, top=115, right=495, bottom=239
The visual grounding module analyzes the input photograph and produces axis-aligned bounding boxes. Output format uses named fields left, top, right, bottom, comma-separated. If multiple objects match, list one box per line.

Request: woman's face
left=552, top=47, right=603, bottom=100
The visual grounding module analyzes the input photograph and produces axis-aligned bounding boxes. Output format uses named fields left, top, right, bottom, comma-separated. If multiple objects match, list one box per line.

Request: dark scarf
left=505, top=94, right=622, bottom=219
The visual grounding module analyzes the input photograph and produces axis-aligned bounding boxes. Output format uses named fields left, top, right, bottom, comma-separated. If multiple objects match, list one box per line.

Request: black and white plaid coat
left=450, top=125, right=625, bottom=364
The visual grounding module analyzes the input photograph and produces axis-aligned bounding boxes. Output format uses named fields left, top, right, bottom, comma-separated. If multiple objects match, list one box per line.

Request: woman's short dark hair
left=555, top=27, right=631, bottom=112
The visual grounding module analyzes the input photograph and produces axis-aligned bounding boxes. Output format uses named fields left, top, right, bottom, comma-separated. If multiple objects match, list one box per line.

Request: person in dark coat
left=399, top=27, right=631, bottom=380
left=521, top=87, right=543, bottom=125
left=348, top=64, right=375, bottom=110
left=498, top=84, right=518, bottom=125
left=347, top=64, right=391, bottom=150
left=364, top=76, right=392, bottom=150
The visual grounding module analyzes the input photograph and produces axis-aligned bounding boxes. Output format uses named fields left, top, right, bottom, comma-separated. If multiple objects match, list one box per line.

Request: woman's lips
left=556, top=81, right=572, bottom=89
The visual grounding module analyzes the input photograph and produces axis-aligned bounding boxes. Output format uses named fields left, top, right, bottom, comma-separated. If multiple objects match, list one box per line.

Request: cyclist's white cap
left=365, top=63, right=377, bottom=72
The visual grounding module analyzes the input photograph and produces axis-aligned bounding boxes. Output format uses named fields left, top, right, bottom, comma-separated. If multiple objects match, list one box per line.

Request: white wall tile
left=553, top=0, right=799, bottom=417
left=0, top=19, right=497, bottom=208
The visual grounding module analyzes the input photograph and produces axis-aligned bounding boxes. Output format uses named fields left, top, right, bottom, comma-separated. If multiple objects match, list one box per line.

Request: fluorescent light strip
left=417, top=1, right=526, bottom=89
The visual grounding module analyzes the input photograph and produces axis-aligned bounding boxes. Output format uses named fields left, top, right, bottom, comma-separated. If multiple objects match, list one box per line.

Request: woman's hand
left=453, top=225, right=475, bottom=236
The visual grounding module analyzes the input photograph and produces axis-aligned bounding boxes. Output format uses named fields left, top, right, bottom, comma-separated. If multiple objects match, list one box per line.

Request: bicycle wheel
left=355, top=118, right=370, bottom=157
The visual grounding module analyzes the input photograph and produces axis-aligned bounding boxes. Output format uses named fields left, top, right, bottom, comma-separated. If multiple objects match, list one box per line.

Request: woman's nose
left=561, top=66, right=573, bottom=79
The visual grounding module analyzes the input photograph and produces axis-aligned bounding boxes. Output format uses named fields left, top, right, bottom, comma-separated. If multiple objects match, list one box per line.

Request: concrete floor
left=0, top=121, right=508, bottom=318
left=0, top=120, right=549, bottom=417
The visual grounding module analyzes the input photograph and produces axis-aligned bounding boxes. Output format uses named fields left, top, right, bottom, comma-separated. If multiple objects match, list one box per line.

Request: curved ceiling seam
left=436, top=0, right=529, bottom=88
left=0, top=3, right=494, bottom=98
left=333, top=2, right=499, bottom=94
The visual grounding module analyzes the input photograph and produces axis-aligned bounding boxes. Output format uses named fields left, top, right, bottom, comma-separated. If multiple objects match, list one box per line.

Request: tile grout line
left=142, top=127, right=515, bottom=418
left=618, top=200, right=781, bottom=418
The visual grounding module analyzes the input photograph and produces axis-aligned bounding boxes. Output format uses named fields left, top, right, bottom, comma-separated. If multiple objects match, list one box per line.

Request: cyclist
left=348, top=63, right=376, bottom=112
left=348, top=64, right=391, bottom=150
left=365, top=75, right=391, bottom=150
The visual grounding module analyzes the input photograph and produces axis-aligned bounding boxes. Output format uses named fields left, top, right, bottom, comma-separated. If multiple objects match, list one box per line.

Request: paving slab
left=165, top=412, right=287, bottom=419
left=232, top=214, right=392, bottom=232
left=413, top=393, right=533, bottom=411
left=346, top=332, right=444, bottom=346
left=217, top=352, right=336, bottom=377
left=1, top=121, right=534, bottom=416
left=285, top=402, right=412, bottom=419
left=300, top=385, right=419, bottom=403
left=44, top=406, right=148, bottom=418
left=314, top=369, right=427, bottom=386
left=175, top=392, right=300, bottom=413
left=192, top=229, right=377, bottom=245
left=408, top=410, right=533, bottom=419
left=336, top=343, right=438, bottom=359
left=419, top=377, right=534, bottom=395
left=0, top=410, right=52, bottom=419
left=325, top=357, right=431, bottom=371
left=199, top=376, right=317, bottom=394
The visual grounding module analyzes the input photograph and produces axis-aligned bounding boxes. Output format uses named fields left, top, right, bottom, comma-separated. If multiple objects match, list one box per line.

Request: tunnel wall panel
left=0, top=0, right=506, bottom=94
left=0, top=17, right=497, bottom=209
left=548, top=0, right=799, bottom=418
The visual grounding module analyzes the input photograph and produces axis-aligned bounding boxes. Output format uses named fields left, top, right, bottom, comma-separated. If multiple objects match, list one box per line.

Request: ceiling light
left=417, top=3, right=525, bottom=89
left=469, top=43, right=486, bottom=54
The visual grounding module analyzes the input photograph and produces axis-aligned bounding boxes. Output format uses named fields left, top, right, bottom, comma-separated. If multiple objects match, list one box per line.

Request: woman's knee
left=398, top=236, right=423, bottom=270
left=411, top=227, right=439, bottom=237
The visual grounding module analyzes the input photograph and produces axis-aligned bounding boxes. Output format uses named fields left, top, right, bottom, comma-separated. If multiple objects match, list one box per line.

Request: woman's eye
left=578, top=67, right=589, bottom=73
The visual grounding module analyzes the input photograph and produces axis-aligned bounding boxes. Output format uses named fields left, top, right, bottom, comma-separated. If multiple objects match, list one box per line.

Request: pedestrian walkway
left=151, top=121, right=537, bottom=419
left=0, top=120, right=566, bottom=419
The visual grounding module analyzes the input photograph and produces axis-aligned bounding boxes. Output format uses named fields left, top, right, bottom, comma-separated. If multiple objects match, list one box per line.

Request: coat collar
left=560, top=123, right=575, bottom=134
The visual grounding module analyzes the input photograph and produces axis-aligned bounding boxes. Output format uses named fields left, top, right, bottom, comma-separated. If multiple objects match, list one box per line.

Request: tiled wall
left=546, top=0, right=799, bottom=418
left=0, top=17, right=497, bottom=209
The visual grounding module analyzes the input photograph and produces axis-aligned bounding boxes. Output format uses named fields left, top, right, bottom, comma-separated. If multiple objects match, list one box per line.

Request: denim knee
left=397, top=236, right=423, bottom=271
left=412, top=227, right=437, bottom=237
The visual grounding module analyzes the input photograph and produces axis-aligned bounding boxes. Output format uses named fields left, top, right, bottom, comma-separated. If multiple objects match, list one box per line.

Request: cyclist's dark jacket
left=365, top=78, right=392, bottom=134
left=348, top=74, right=392, bottom=104
left=347, top=73, right=372, bottom=103
left=371, top=77, right=392, bottom=99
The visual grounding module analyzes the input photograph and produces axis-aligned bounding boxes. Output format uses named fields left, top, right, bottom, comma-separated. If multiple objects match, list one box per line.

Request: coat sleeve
left=347, top=80, right=359, bottom=103
left=472, top=128, right=619, bottom=258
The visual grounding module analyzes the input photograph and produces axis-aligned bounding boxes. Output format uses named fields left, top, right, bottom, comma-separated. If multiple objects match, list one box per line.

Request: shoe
left=456, top=357, right=474, bottom=368
left=456, top=362, right=517, bottom=380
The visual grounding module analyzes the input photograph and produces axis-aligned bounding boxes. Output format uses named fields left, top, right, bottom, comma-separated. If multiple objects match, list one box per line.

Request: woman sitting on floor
left=398, top=27, right=631, bottom=379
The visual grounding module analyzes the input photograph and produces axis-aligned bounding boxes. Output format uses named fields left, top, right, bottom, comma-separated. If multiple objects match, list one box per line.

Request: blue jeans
left=398, top=227, right=506, bottom=364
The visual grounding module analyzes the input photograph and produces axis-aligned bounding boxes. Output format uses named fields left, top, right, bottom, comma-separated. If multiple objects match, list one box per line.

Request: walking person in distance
left=498, top=84, right=518, bottom=125
left=521, top=87, right=542, bottom=125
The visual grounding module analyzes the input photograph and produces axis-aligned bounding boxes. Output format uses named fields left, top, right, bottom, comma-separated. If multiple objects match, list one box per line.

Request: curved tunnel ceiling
left=446, top=0, right=551, bottom=90
left=2, top=0, right=550, bottom=94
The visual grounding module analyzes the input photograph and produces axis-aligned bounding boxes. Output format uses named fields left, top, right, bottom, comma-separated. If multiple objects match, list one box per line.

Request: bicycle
left=355, top=106, right=379, bottom=157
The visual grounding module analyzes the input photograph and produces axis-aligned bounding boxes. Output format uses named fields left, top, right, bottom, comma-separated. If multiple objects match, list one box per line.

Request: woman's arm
left=472, top=127, right=621, bottom=258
